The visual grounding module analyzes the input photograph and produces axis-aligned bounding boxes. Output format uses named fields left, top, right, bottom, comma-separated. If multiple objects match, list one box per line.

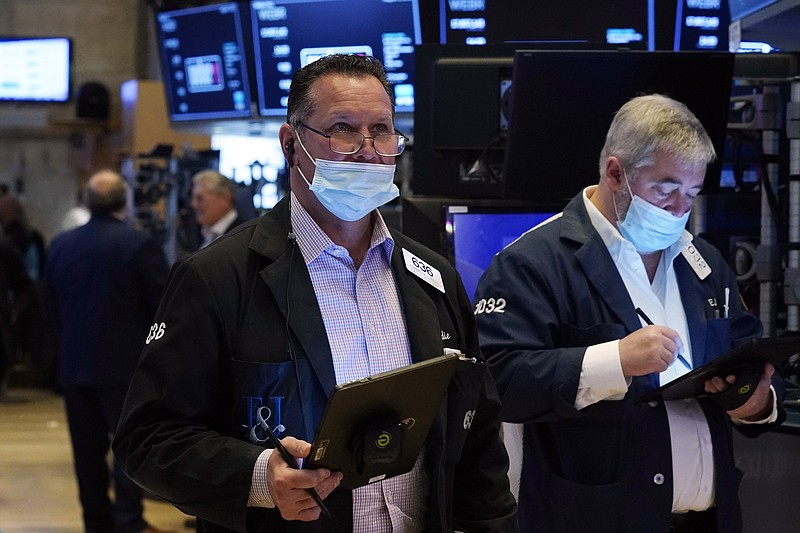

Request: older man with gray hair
left=190, top=170, right=247, bottom=249
left=475, top=94, right=786, bottom=533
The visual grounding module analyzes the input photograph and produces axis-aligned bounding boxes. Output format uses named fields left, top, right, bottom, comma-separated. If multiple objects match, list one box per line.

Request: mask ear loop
left=293, top=132, right=317, bottom=188
left=613, top=166, right=633, bottom=224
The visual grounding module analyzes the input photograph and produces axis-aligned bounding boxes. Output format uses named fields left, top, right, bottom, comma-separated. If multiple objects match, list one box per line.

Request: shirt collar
left=207, top=208, right=238, bottom=236
left=582, top=185, right=692, bottom=264
left=290, top=192, right=394, bottom=265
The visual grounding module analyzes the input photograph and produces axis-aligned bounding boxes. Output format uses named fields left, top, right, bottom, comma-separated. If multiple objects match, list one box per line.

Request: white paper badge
left=402, top=248, right=445, bottom=293
left=681, top=243, right=712, bottom=280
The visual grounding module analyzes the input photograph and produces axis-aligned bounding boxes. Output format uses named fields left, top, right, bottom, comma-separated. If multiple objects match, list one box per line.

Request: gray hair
left=192, top=170, right=236, bottom=196
left=599, top=94, right=716, bottom=181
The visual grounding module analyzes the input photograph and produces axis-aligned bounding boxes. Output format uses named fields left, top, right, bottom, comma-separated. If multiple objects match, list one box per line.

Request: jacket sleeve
left=475, top=241, right=592, bottom=424
left=113, top=258, right=262, bottom=532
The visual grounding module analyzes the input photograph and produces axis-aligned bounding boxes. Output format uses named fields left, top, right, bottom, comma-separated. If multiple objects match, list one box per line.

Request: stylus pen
left=263, top=423, right=332, bottom=519
left=635, top=307, right=692, bottom=371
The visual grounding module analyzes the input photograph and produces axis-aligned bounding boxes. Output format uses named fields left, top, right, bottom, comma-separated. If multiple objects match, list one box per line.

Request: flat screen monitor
left=400, top=196, right=564, bottom=299
left=250, top=0, right=421, bottom=117
left=411, top=44, right=517, bottom=198
left=0, top=37, right=71, bottom=102
left=503, top=50, right=735, bottom=203
left=729, top=0, right=780, bottom=20
left=155, top=2, right=253, bottom=122
left=673, top=0, right=730, bottom=51
left=439, top=0, right=654, bottom=50
left=446, top=205, right=558, bottom=301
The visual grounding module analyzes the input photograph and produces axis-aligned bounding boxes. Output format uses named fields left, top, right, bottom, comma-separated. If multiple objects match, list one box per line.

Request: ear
left=279, top=125, right=297, bottom=168
left=604, top=156, right=626, bottom=193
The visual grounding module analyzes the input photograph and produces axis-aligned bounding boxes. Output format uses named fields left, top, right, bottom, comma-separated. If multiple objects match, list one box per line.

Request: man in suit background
left=44, top=169, right=172, bottom=533
left=190, top=170, right=249, bottom=249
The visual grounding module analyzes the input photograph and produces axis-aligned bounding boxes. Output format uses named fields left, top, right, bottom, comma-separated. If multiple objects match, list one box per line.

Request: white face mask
left=295, top=135, right=399, bottom=222
left=616, top=173, right=690, bottom=253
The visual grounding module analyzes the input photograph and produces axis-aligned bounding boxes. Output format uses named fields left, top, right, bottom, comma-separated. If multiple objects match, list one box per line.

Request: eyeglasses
left=299, top=123, right=407, bottom=156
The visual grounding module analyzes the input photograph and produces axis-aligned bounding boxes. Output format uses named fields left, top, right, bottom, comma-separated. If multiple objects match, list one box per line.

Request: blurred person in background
left=190, top=170, right=248, bottom=249
left=44, top=169, right=172, bottom=533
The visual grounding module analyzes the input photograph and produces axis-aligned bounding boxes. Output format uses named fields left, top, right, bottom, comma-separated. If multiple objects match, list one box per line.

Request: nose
left=666, top=193, right=693, bottom=217
left=353, top=135, right=378, bottom=161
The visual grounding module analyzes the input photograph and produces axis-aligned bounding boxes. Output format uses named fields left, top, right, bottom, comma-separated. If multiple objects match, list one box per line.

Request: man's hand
left=619, top=325, right=684, bottom=377
left=267, top=436, right=343, bottom=521
left=704, top=362, right=775, bottom=421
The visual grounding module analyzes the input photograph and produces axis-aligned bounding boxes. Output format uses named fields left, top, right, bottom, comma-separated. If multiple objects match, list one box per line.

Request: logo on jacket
left=441, top=330, right=452, bottom=340
left=145, top=322, right=166, bottom=344
left=463, top=410, right=476, bottom=430
left=245, top=396, right=286, bottom=445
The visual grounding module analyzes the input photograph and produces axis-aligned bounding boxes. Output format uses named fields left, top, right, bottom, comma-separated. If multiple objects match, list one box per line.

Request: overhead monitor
left=411, top=44, right=517, bottom=198
left=0, top=37, right=72, bottom=102
left=729, top=0, right=780, bottom=20
left=673, top=0, right=730, bottom=51
left=439, top=0, right=654, bottom=50
left=155, top=2, right=254, bottom=122
left=503, top=50, right=735, bottom=203
left=250, top=0, right=421, bottom=117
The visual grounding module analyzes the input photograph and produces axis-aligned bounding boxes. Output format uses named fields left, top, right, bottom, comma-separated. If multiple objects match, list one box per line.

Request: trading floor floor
left=0, top=388, right=193, bottom=533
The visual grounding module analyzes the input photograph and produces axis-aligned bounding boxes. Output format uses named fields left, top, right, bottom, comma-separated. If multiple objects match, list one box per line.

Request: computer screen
left=0, top=37, right=71, bottom=102
left=673, top=0, right=730, bottom=51
left=250, top=0, right=421, bottom=117
left=439, top=0, right=654, bottom=50
left=411, top=44, right=517, bottom=198
left=503, top=50, right=735, bottom=203
left=729, top=0, right=780, bottom=20
left=155, top=2, right=254, bottom=122
left=447, top=206, right=557, bottom=300
left=400, top=196, right=563, bottom=299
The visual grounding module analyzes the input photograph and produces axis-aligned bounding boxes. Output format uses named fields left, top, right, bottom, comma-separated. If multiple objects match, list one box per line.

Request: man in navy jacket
left=45, top=170, right=170, bottom=533
left=475, top=94, right=785, bottom=533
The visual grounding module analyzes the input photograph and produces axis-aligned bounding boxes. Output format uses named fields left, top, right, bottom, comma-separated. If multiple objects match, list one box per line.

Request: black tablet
left=305, top=353, right=464, bottom=490
left=639, top=336, right=800, bottom=403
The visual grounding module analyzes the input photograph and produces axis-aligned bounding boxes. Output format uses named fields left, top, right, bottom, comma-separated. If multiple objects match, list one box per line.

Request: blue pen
left=635, top=307, right=692, bottom=371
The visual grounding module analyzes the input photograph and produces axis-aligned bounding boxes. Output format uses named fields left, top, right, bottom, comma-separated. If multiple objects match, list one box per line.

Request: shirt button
left=648, top=401, right=658, bottom=408
left=653, top=473, right=665, bottom=485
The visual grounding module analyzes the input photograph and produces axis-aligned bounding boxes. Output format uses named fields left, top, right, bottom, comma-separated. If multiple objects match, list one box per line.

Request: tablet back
left=306, top=353, right=462, bottom=489
left=639, top=336, right=800, bottom=402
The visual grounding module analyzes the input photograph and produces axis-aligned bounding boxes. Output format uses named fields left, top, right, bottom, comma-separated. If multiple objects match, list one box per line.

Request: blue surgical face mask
left=616, top=173, right=690, bottom=253
left=295, top=134, right=399, bottom=222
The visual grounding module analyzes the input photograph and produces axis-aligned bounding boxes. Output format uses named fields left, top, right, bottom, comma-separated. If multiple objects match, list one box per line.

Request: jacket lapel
left=249, top=199, right=338, bottom=397
left=390, top=241, right=443, bottom=364
left=675, top=255, right=708, bottom=367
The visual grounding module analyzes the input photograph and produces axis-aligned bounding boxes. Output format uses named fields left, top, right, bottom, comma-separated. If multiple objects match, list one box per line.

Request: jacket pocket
left=551, top=473, right=621, bottom=532
left=229, top=358, right=326, bottom=443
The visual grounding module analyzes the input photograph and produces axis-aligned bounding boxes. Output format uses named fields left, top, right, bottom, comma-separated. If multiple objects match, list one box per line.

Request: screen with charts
left=155, top=2, right=253, bottom=121
left=250, top=0, right=421, bottom=116
left=439, top=0, right=654, bottom=50
left=0, top=37, right=71, bottom=102
left=447, top=206, right=558, bottom=301
left=673, top=0, right=730, bottom=51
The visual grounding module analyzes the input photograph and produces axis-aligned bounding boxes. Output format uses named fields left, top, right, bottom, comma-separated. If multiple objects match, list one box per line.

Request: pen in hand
left=263, top=423, right=333, bottom=519
left=635, top=307, right=692, bottom=371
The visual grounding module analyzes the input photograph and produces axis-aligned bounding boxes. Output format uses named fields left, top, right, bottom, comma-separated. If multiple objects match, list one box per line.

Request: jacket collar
left=562, top=193, right=710, bottom=385
left=248, top=196, right=338, bottom=395
left=561, top=194, right=643, bottom=335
